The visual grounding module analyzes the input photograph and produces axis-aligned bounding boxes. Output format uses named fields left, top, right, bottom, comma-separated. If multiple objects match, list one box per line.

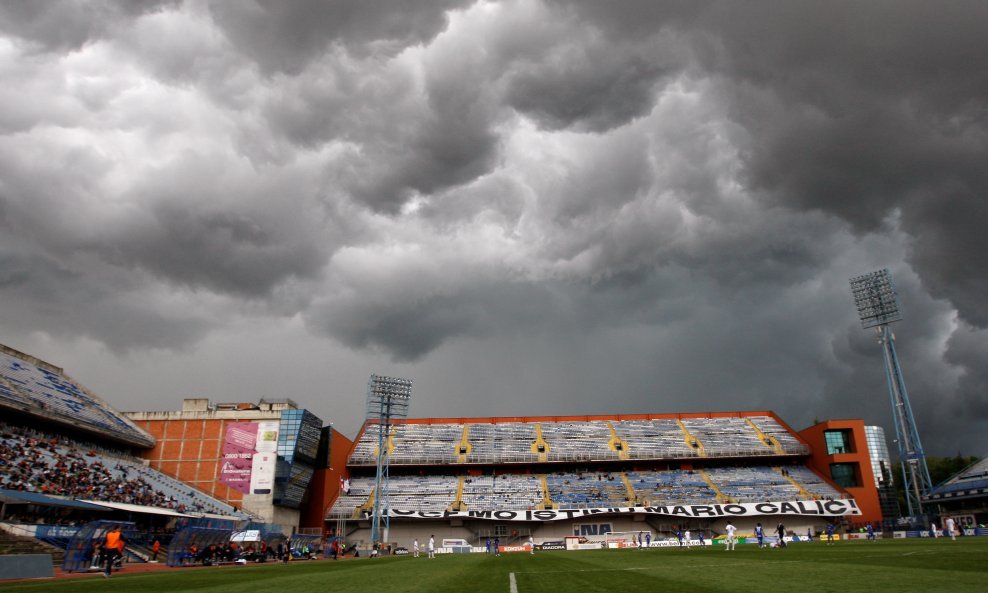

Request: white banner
left=376, top=499, right=860, bottom=522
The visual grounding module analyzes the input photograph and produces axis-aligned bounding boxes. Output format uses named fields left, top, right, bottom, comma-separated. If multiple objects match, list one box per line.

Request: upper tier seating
left=537, top=422, right=615, bottom=461
left=0, top=349, right=153, bottom=448
left=612, top=420, right=694, bottom=458
left=681, top=417, right=772, bottom=457
left=347, top=415, right=809, bottom=466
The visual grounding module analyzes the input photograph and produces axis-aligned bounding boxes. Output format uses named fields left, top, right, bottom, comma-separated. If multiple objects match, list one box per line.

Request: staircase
left=530, top=424, right=550, bottom=462
left=698, top=469, right=732, bottom=503
left=676, top=420, right=705, bottom=456
left=605, top=422, right=630, bottom=460
left=447, top=477, right=467, bottom=511
left=775, top=467, right=813, bottom=499
left=354, top=488, right=375, bottom=519
left=537, top=474, right=556, bottom=510
left=456, top=425, right=473, bottom=463
left=746, top=418, right=784, bottom=454
left=619, top=472, right=638, bottom=504
left=0, top=532, right=65, bottom=564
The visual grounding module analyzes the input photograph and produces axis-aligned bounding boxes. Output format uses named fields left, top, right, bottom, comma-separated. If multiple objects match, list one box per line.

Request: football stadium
left=2, top=341, right=987, bottom=592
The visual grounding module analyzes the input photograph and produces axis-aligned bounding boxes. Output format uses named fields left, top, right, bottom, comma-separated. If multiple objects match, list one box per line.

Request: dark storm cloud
left=691, top=1, right=988, bottom=328
left=95, top=158, right=333, bottom=298
left=1, top=0, right=986, bottom=456
left=945, top=324, right=988, bottom=420
left=501, top=27, right=689, bottom=133
left=0, top=244, right=210, bottom=352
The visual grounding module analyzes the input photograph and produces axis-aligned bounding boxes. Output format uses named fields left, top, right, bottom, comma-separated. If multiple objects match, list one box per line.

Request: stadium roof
left=82, top=500, right=196, bottom=517
left=0, top=489, right=109, bottom=511
left=0, top=343, right=155, bottom=449
left=924, top=454, right=988, bottom=501
left=82, top=500, right=242, bottom=520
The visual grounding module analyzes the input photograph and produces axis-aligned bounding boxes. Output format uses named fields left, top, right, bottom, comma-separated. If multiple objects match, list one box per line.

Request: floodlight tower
left=366, top=374, right=412, bottom=547
left=849, top=269, right=932, bottom=518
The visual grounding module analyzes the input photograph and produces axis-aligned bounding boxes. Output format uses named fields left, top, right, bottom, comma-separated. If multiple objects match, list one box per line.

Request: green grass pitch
left=2, top=539, right=986, bottom=593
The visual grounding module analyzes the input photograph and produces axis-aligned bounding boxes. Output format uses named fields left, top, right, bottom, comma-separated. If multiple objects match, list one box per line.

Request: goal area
left=604, top=531, right=652, bottom=548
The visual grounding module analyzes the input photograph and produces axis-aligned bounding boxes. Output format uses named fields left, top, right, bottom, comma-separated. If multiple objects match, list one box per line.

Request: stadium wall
left=126, top=399, right=288, bottom=506
left=299, top=427, right=352, bottom=530
left=799, top=420, right=882, bottom=524
left=344, top=516, right=836, bottom=552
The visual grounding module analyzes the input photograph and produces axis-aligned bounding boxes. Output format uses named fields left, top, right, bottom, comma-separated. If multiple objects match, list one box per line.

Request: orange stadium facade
left=125, top=398, right=352, bottom=530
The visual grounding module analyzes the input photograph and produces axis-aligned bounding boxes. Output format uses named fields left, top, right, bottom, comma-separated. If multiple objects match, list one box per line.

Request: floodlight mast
left=849, top=269, right=932, bottom=518
left=366, top=374, right=411, bottom=548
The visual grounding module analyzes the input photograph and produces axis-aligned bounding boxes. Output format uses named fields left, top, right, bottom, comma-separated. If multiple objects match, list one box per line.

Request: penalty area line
left=509, top=572, right=518, bottom=593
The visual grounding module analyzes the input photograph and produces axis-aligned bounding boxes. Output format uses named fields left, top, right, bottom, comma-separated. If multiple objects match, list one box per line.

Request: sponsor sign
left=255, top=421, right=280, bottom=453
left=230, top=530, right=261, bottom=542
left=250, top=421, right=280, bottom=494
left=250, top=452, right=276, bottom=494
left=219, top=423, right=258, bottom=494
left=648, top=539, right=709, bottom=547
left=376, top=499, right=860, bottom=522
left=575, top=543, right=604, bottom=550
left=219, top=420, right=282, bottom=495
left=537, top=541, right=566, bottom=551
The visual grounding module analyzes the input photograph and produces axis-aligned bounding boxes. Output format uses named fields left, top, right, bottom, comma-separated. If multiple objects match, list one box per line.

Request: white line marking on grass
left=509, top=572, right=518, bottom=593
left=514, top=560, right=803, bottom=575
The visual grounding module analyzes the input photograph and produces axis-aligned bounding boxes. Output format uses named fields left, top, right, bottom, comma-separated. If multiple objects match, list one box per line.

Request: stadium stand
left=344, top=415, right=811, bottom=467
left=926, top=455, right=988, bottom=499
left=0, top=346, right=154, bottom=448
left=612, top=419, right=693, bottom=459
left=546, top=472, right=632, bottom=508
left=328, top=464, right=844, bottom=517
left=0, top=423, right=240, bottom=516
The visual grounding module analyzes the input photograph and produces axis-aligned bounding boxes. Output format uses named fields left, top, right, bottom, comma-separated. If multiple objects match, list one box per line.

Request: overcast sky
left=1, top=0, right=986, bottom=458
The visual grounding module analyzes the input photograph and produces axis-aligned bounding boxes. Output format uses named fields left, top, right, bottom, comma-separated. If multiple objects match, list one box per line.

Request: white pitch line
left=514, top=560, right=804, bottom=575
left=509, top=572, right=518, bottom=593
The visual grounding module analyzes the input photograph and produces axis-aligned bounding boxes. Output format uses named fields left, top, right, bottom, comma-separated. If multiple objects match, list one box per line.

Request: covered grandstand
left=923, top=454, right=988, bottom=528
left=0, top=344, right=153, bottom=449
left=0, top=343, right=264, bottom=576
left=329, top=412, right=877, bottom=550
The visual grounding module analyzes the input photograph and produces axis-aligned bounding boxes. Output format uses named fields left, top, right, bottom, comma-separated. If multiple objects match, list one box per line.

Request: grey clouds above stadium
left=1, top=0, right=986, bottom=456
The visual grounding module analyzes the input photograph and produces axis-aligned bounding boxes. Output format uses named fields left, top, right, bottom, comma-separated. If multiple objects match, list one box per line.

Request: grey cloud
left=0, top=0, right=178, bottom=52
left=207, top=0, right=467, bottom=74
left=0, top=246, right=211, bottom=353
left=691, top=1, right=988, bottom=329
left=945, top=323, right=988, bottom=415
left=1, top=0, right=987, bottom=457
left=503, top=31, right=689, bottom=133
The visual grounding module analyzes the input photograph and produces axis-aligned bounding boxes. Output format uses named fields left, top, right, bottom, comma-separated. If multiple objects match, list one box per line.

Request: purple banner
left=219, top=422, right=258, bottom=494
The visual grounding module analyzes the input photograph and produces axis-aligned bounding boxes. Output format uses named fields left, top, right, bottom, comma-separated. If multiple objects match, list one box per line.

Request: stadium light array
left=850, top=269, right=902, bottom=329
left=366, top=374, right=412, bottom=548
left=848, top=269, right=931, bottom=521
